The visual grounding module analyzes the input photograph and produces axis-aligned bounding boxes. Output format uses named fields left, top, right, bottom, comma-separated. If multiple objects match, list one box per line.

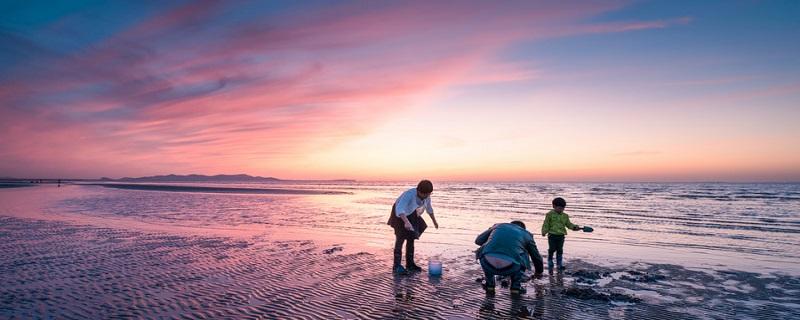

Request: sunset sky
left=1, top=1, right=798, bottom=181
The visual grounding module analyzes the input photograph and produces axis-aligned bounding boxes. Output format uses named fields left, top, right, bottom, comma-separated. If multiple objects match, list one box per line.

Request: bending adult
left=475, top=221, right=543, bottom=295
left=387, top=180, right=439, bottom=274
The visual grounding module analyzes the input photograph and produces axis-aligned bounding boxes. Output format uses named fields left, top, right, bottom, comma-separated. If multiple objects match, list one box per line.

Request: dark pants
left=547, top=234, right=565, bottom=269
left=393, top=233, right=415, bottom=268
left=388, top=204, right=426, bottom=267
left=479, top=256, right=523, bottom=289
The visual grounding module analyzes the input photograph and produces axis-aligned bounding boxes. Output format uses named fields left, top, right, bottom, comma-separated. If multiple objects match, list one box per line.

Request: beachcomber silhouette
left=541, top=197, right=587, bottom=273
left=387, top=180, right=439, bottom=274
left=475, top=220, right=544, bottom=295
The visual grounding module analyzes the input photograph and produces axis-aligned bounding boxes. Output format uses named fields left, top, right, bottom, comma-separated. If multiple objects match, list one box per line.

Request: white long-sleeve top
left=394, top=187, right=434, bottom=217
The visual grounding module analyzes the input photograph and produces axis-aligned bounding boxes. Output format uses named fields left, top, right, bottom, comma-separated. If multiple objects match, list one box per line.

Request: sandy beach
left=1, top=184, right=799, bottom=319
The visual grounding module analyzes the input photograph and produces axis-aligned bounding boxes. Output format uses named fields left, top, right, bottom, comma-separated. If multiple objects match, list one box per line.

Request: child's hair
left=552, top=197, right=567, bottom=207
left=417, top=180, right=433, bottom=193
left=510, top=220, right=526, bottom=229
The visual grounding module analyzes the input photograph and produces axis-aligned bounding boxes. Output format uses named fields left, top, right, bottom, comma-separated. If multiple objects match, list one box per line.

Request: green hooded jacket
left=541, top=210, right=578, bottom=236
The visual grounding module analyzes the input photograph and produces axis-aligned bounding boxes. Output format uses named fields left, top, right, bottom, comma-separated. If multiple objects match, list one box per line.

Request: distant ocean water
left=3, top=181, right=800, bottom=319
left=51, top=181, right=800, bottom=275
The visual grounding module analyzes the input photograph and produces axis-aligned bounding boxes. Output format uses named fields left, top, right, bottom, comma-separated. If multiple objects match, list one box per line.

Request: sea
left=1, top=181, right=799, bottom=319
left=44, top=181, right=800, bottom=274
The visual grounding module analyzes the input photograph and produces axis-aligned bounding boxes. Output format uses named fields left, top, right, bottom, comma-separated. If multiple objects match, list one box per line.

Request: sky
left=1, top=0, right=799, bottom=182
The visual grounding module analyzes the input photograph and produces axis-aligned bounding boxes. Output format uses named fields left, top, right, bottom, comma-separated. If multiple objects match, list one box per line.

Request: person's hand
left=434, top=221, right=439, bottom=229
left=404, top=221, right=414, bottom=231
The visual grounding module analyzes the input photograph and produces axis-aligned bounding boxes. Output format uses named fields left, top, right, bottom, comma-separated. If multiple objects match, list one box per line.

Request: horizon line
left=2, top=176, right=799, bottom=184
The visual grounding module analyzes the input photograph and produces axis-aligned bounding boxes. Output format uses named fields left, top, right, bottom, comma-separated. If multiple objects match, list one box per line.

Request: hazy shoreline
left=86, top=183, right=352, bottom=195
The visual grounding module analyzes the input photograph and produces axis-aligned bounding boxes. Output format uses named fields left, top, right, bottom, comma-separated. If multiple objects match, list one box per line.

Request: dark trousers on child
left=387, top=204, right=426, bottom=268
left=547, top=234, right=565, bottom=270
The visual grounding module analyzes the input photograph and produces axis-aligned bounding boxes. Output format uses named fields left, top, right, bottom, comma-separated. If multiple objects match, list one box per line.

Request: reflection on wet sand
left=2, top=184, right=799, bottom=318
left=3, top=213, right=799, bottom=319
left=479, top=286, right=546, bottom=318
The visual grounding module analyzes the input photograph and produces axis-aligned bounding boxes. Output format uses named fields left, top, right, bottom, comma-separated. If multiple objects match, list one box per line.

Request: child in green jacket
left=541, top=197, right=580, bottom=273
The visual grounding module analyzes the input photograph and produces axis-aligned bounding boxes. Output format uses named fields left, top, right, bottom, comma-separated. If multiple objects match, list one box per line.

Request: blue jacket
left=475, top=223, right=543, bottom=273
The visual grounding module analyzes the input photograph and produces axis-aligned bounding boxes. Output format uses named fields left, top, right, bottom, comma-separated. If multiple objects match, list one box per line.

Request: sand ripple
left=2, top=216, right=798, bottom=319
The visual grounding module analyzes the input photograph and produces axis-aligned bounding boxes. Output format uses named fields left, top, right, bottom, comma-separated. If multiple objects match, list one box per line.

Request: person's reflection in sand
left=391, top=274, right=415, bottom=316
left=392, top=275, right=413, bottom=301
left=514, top=295, right=548, bottom=318
left=549, top=271, right=564, bottom=287
left=478, top=295, right=497, bottom=317
left=544, top=272, right=572, bottom=318
left=530, top=279, right=546, bottom=318
left=478, top=280, right=547, bottom=318
left=510, top=296, right=528, bottom=317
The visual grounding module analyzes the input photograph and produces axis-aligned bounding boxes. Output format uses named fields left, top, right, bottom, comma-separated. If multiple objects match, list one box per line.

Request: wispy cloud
left=577, top=16, right=692, bottom=34
left=660, top=75, right=759, bottom=87
left=0, top=1, right=695, bottom=178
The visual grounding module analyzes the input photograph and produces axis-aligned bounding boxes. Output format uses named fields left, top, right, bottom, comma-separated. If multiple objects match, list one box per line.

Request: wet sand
left=0, top=183, right=34, bottom=189
left=2, top=184, right=799, bottom=319
left=3, top=214, right=798, bottom=319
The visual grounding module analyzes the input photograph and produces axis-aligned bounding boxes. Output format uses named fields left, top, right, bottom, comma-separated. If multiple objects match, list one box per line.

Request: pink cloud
left=0, top=1, right=691, bottom=178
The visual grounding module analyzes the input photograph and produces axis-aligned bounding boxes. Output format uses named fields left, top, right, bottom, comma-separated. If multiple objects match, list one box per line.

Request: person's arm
left=428, top=212, right=439, bottom=229
left=399, top=214, right=413, bottom=231
left=565, top=214, right=580, bottom=231
left=526, top=238, right=544, bottom=275
left=426, top=198, right=438, bottom=229
left=475, top=225, right=495, bottom=245
left=541, top=214, right=550, bottom=237
left=395, top=190, right=414, bottom=231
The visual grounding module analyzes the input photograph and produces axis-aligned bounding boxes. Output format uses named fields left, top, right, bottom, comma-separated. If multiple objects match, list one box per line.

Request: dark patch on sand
left=322, top=246, right=344, bottom=254
left=619, top=270, right=667, bottom=283
left=563, top=287, right=642, bottom=303
left=570, top=269, right=610, bottom=284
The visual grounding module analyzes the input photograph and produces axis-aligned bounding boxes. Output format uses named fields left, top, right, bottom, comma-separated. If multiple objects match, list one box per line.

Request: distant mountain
left=101, top=174, right=282, bottom=182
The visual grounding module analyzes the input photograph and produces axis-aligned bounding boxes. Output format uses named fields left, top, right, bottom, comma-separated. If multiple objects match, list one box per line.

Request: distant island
left=98, top=174, right=355, bottom=183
